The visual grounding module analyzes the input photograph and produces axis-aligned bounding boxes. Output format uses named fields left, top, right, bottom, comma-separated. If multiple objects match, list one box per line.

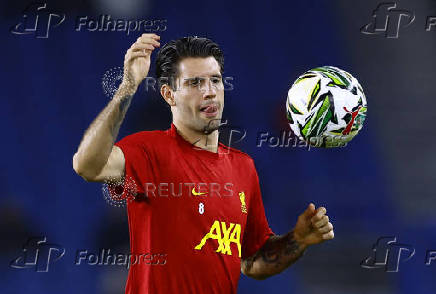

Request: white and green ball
left=286, top=66, right=367, bottom=148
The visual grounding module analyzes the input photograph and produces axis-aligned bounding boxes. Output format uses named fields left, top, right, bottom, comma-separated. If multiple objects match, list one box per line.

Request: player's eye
left=211, top=77, right=222, bottom=84
left=189, top=78, right=201, bottom=86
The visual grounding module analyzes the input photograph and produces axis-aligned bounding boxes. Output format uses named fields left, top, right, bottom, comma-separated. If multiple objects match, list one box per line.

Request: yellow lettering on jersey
left=195, top=220, right=242, bottom=258
left=228, top=223, right=241, bottom=257
left=194, top=220, right=221, bottom=250
left=239, top=192, right=247, bottom=213
left=216, top=222, right=234, bottom=255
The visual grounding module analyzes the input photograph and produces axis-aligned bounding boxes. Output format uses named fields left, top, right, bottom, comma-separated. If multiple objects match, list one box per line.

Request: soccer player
left=73, top=33, right=334, bottom=293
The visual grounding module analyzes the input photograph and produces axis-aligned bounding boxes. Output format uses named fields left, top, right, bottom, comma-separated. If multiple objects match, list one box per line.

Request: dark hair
left=156, top=36, right=224, bottom=90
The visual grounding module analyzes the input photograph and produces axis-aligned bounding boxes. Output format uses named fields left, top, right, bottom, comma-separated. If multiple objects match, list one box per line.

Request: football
left=286, top=66, right=367, bottom=147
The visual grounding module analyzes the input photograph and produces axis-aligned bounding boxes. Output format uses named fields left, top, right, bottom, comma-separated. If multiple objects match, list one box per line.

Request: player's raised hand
left=122, top=33, right=160, bottom=91
left=293, top=203, right=334, bottom=246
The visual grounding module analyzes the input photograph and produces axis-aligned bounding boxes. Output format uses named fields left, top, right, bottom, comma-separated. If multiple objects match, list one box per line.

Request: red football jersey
left=114, top=123, right=274, bottom=294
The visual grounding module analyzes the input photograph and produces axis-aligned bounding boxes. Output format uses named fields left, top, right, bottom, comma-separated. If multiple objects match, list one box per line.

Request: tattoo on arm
left=118, top=94, right=133, bottom=114
left=242, top=255, right=255, bottom=273
left=242, top=230, right=306, bottom=279
left=262, top=231, right=303, bottom=263
left=110, top=91, right=133, bottom=136
left=284, top=231, right=301, bottom=256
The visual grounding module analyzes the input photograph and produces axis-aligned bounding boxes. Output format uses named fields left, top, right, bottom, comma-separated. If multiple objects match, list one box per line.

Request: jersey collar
left=168, top=123, right=227, bottom=160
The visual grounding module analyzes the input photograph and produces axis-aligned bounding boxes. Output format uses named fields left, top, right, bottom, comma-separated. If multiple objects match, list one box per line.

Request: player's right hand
left=293, top=203, right=334, bottom=246
left=122, top=33, right=160, bottom=90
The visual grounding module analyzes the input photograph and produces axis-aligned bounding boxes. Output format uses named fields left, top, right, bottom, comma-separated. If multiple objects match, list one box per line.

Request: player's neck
left=173, top=121, right=219, bottom=153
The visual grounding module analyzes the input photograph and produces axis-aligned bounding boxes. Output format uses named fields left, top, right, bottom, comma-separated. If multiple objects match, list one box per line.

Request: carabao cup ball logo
left=286, top=66, right=367, bottom=148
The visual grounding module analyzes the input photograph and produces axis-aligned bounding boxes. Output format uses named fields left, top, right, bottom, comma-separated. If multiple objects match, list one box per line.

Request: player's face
left=172, top=57, right=224, bottom=134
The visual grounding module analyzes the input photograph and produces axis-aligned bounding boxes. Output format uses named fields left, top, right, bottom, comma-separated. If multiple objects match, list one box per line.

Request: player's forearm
left=73, top=83, right=136, bottom=178
left=241, top=230, right=307, bottom=280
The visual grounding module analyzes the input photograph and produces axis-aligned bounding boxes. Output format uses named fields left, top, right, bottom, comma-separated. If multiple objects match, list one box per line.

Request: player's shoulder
left=220, top=144, right=255, bottom=165
left=116, top=129, right=169, bottom=146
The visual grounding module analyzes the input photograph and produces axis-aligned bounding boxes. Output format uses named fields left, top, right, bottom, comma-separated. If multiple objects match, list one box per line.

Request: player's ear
left=160, top=84, right=175, bottom=106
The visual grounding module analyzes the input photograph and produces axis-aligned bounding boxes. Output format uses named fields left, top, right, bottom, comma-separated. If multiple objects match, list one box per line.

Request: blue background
left=2, top=0, right=436, bottom=293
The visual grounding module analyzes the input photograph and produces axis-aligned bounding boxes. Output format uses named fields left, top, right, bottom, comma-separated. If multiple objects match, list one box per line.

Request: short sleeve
left=241, top=160, right=275, bottom=259
left=113, top=134, right=153, bottom=199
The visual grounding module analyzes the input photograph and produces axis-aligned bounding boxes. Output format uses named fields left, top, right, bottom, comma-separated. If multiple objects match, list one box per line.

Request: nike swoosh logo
left=192, top=187, right=206, bottom=196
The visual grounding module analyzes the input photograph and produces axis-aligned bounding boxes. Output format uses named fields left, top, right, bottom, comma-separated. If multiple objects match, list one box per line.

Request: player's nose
left=202, top=79, right=216, bottom=99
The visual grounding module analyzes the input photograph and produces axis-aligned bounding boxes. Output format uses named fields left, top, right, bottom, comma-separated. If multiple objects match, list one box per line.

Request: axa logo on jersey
left=195, top=220, right=242, bottom=258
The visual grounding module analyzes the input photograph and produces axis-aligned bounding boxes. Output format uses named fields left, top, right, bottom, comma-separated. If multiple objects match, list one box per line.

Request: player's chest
left=145, top=153, right=251, bottom=226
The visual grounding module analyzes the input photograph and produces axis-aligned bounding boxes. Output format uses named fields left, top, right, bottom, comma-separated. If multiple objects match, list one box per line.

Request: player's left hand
left=293, top=203, right=334, bottom=246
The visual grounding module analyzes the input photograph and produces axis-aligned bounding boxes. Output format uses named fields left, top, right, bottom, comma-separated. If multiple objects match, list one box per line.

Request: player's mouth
left=199, top=103, right=219, bottom=118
